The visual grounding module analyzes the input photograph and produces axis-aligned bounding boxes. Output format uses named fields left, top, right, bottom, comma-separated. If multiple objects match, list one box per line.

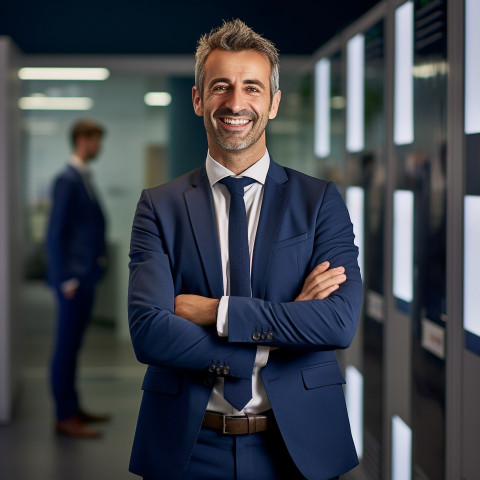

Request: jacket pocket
left=273, top=233, right=309, bottom=250
left=141, top=366, right=182, bottom=396
left=301, top=362, right=345, bottom=390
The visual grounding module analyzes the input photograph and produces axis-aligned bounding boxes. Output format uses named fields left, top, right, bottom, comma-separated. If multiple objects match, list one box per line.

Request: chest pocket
left=273, top=232, right=309, bottom=250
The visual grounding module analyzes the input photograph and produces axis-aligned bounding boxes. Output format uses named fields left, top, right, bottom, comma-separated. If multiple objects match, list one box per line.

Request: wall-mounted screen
left=394, top=1, right=414, bottom=145
left=393, top=189, right=414, bottom=303
left=346, top=34, right=365, bottom=153
left=346, top=186, right=365, bottom=278
left=392, top=414, right=412, bottom=480
left=464, top=195, right=480, bottom=338
left=465, top=0, right=480, bottom=134
left=314, top=58, right=331, bottom=158
left=346, top=365, right=364, bottom=459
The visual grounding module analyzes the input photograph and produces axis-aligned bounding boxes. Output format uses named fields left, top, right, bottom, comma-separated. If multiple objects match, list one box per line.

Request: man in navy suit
left=128, top=20, right=362, bottom=479
left=46, top=119, right=109, bottom=438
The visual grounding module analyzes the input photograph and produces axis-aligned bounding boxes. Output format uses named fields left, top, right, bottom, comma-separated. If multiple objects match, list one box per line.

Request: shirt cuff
left=216, top=296, right=229, bottom=337
left=254, top=346, right=270, bottom=368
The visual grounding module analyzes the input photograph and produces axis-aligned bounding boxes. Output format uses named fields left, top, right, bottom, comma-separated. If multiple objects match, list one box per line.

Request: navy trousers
left=142, top=422, right=342, bottom=479
left=50, top=283, right=95, bottom=420
left=144, top=421, right=304, bottom=479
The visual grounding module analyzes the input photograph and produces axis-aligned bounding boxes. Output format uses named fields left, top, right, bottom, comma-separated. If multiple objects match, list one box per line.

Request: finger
left=304, top=268, right=345, bottom=296
left=314, top=284, right=340, bottom=300
left=304, top=262, right=330, bottom=284
left=309, top=273, right=346, bottom=298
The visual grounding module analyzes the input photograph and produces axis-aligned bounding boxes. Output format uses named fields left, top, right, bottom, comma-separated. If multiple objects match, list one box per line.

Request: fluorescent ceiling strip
left=314, top=58, right=331, bottom=158
left=19, top=96, right=93, bottom=110
left=394, top=1, right=414, bottom=145
left=346, top=34, right=365, bottom=153
left=144, top=92, right=172, bottom=106
left=18, top=67, right=110, bottom=81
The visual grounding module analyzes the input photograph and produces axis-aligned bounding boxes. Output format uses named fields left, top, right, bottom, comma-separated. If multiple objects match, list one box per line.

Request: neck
left=73, top=150, right=88, bottom=164
left=208, top=142, right=266, bottom=175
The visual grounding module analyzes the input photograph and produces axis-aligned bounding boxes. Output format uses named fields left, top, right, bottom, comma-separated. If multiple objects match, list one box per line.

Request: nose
left=223, top=85, right=244, bottom=113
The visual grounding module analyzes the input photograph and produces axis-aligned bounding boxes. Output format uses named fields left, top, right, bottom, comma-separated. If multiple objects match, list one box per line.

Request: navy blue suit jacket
left=128, top=160, right=362, bottom=479
left=46, top=165, right=106, bottom=288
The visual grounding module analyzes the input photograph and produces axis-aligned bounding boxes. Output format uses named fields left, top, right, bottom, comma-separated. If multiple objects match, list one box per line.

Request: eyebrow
left=208, top=77, right=266, bottom=90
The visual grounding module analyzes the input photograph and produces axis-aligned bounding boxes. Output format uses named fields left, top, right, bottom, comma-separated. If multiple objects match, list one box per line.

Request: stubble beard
left=206, top=109, right=268, bottom=152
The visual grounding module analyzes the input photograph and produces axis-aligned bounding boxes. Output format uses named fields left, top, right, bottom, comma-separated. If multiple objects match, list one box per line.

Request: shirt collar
left=205, top=150, right=270, bottom=187
left=70, top=155, right=89, bottom=175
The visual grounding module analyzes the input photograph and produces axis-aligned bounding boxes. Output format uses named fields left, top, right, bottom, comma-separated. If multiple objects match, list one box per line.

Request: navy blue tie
left=219, top=176, right=256, bottom=410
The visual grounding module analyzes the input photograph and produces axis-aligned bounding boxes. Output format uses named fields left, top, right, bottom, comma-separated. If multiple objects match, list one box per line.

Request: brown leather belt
left=202, top=410, right=273, bottom=435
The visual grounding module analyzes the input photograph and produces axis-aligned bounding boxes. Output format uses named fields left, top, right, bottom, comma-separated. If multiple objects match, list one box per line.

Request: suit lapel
left=251, top=161, right=290, bottom=299
left=184, top=167, right=224, bottom=299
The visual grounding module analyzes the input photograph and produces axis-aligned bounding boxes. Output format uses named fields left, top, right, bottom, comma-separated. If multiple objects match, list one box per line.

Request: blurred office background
left=1, top=0, right=479, bottom=479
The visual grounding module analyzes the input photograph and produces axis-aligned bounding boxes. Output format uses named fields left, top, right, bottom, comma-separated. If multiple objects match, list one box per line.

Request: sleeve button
left=252, top=332, right=261, bottom=341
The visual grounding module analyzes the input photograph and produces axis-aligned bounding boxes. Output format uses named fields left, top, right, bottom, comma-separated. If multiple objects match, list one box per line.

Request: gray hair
left=195, top=19, right=280, bottom=102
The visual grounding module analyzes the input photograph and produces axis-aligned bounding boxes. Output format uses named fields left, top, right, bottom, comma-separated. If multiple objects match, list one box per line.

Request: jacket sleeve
left=227, top=182, right=363, bottom=351
left=46, top=176, right=74, bottom=285
left=128, top=189, right=257, bottom=379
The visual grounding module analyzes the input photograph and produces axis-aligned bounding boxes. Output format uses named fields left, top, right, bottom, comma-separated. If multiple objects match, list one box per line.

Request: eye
left=246, top=86, right=260, bottom=93
left=213, top=85, right=228, bottom=91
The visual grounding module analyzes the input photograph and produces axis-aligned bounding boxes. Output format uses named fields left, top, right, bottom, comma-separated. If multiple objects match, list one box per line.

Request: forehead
left=203, top=49, right=271, bottom=83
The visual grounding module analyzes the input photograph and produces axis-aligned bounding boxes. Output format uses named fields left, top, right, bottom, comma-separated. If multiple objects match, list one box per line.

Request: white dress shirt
left=205, top=150, right=271, bottom=415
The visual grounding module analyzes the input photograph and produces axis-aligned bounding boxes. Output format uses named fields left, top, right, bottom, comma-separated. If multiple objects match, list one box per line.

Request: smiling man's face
left=193, top=48, right=281, bottom=163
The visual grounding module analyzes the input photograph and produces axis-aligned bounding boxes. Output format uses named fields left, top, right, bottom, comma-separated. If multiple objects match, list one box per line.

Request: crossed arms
left=174, top=261, right=347, bottom=327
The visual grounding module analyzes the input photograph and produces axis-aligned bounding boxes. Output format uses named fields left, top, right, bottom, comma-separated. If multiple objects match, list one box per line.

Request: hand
left=62, top=286, right=78, bottom=299
left=174, top=294, right=219, bottom=326
left=295, top=262, right=346, bottom=302
left=61, top=278, right=80, bottom=299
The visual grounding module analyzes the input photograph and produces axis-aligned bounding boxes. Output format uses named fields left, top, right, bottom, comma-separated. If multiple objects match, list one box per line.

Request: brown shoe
left=55, top=415, right=102, bottom=438
left=78, top=408, right=111, bottom=423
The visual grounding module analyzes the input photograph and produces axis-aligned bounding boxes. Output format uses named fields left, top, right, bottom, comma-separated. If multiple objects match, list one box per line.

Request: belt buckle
left=222, top=415, right=235, bottom=435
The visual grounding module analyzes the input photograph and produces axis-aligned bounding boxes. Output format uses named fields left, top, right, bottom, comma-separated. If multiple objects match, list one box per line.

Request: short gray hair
left=195, top=19, right=280, bottom=102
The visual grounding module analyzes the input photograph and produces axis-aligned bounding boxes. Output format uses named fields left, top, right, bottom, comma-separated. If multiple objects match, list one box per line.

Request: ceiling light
left=19, top=96, right=93, bottom=110
left=144, top=92, right=172, bottom=106
left=18, top=68, right=110, bottom=81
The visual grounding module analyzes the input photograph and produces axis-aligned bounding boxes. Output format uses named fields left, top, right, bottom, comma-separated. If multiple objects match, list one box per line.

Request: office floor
left=0, top=282, right=145, bottom=480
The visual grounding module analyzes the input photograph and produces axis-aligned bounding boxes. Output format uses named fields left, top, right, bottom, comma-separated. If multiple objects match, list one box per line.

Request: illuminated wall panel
left=346, top=186, right=364, bottom=278
left=392, top=415, right=412, bottom=480
left=394, top=1, right=414, bottom=145
left=346, top=365, right=364, bottom=459
left=393, top=190, right=414, bottom=303
left=464, top=195, right=480, bottom=338
left=314, top=58, right=331, bottom=158
left=346, top=34, right=365, bottom=153
left=465, top=0, right=480, bottom=134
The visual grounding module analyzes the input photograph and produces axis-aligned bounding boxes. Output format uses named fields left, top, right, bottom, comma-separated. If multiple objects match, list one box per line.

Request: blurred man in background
left=46, top=119, right=109, bottom=438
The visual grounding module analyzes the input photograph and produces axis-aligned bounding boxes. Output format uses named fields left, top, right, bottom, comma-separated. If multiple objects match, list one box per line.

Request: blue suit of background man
left=46, top=161, right=106, bottom=422
left=128, top=158, right=363, bottom=479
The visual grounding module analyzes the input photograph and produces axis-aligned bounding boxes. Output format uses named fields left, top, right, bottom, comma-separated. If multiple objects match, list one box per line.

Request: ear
left=192, top=86, right=204, bottom=117
left=268, top=90, right=281, bottom=120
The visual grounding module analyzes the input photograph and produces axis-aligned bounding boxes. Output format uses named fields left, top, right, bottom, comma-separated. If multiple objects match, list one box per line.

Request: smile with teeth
left=221, top=117, right=251, bottom=126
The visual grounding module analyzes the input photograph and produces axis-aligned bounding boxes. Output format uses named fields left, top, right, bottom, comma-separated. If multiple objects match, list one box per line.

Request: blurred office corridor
left=2, top=0, right=480, bottom=478
left=0, top=281, right=144, bottom=480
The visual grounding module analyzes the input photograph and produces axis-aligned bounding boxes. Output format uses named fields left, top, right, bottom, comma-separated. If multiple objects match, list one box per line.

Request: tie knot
left=219, top=176, right=256, bottom=196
